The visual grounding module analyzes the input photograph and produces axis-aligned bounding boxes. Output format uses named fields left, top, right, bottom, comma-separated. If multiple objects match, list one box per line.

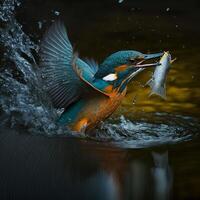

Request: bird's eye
left=129, top=58, right=135, bottom=62
left=129, top=58, right=137, bottom=64
left=129, top=57, right=143, bottom=64
left=102, top=73, right=118, bottom=81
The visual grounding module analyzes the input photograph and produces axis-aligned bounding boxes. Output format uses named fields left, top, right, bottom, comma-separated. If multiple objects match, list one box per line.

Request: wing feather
left=40, top=21, right=82, bottom=108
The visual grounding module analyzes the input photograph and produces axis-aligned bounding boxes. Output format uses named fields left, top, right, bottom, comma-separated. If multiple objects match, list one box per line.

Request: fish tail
left=150, top=84, right=167, bottom=100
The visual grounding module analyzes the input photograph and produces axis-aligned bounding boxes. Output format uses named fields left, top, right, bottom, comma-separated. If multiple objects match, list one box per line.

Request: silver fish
left=147, top=51, right=174, bottom=99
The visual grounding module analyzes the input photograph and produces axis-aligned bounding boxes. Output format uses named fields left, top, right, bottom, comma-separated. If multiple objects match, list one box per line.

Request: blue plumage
left=96, top=50, right=143, bottom=78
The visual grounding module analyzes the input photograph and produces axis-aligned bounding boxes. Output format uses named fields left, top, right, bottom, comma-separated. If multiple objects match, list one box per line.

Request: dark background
left=18, top=0, right=200, bottom=58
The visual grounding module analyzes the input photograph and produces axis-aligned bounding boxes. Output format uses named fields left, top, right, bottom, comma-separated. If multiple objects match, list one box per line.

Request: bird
left=39, top=21, right=163, bottom=133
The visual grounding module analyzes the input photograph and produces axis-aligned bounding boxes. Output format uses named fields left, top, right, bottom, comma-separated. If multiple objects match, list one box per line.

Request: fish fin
left=146, top=78, right=154, bottom=88
left=170, top=57, right=177, bottom=64
left=40, top=21, right=82, bottom=109
left=149, top=84, right=167, bottom=100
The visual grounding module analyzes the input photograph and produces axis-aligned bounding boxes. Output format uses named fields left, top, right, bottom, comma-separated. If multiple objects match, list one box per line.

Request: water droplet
left=38, top=21, right=42, bottom=29
left=54, top=10, right=60, bottom=16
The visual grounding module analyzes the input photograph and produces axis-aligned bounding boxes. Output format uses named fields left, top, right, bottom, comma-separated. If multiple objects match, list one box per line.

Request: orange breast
left=71, top=89, right=127, bottom=132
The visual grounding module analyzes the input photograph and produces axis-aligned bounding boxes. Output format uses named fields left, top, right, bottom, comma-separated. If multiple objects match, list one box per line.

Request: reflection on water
left=124, top=152, right=172, bottom=200
left=152, top=152, right=172, bottom=200
left=126, top=161, right=147, bottom=200
left=1, top=129, right=199, bottom=199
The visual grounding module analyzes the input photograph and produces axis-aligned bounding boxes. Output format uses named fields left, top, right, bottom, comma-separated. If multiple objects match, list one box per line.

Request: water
left=93, top=114, right=196, bottom=148
left=0, top=0, right=200, bottom=199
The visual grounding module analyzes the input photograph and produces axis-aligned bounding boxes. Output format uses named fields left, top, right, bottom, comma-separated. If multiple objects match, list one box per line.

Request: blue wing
left=83, top=58, right=98, bottom=74
left=40, top=21, right=85, bottom=108
left=40, top=21, right=115, bottom=109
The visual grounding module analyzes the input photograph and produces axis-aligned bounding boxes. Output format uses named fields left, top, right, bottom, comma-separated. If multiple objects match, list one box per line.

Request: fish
left=146, top=51, right=175, bottom=99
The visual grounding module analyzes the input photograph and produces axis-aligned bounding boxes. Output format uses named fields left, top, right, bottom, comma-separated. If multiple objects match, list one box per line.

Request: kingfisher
left=40, top=21, right=163, bottom=133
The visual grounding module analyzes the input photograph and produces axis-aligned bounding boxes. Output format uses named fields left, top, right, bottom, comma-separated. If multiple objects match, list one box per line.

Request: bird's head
left=95, top=50, right=163, bottom=92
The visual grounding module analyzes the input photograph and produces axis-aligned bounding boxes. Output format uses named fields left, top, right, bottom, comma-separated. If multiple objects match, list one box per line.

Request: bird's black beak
left=133, top=52, right=163, bottom=68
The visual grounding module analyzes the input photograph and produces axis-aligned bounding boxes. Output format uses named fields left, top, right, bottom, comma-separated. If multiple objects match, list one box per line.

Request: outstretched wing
left=40, top=21, right=83, bottom=108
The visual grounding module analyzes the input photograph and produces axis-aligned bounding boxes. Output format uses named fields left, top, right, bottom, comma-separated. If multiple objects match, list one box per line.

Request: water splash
left=0, top=0, right=21, bottom=22
left=93, top=114, right=197, bottom=148
left=118, top=0, right=124, bottom=3
left=0, top=0, right=68, bottom=135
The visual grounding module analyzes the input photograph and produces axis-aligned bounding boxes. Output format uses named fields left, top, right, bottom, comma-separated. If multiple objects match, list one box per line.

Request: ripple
left=91, top=114, right=199, bottom=148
